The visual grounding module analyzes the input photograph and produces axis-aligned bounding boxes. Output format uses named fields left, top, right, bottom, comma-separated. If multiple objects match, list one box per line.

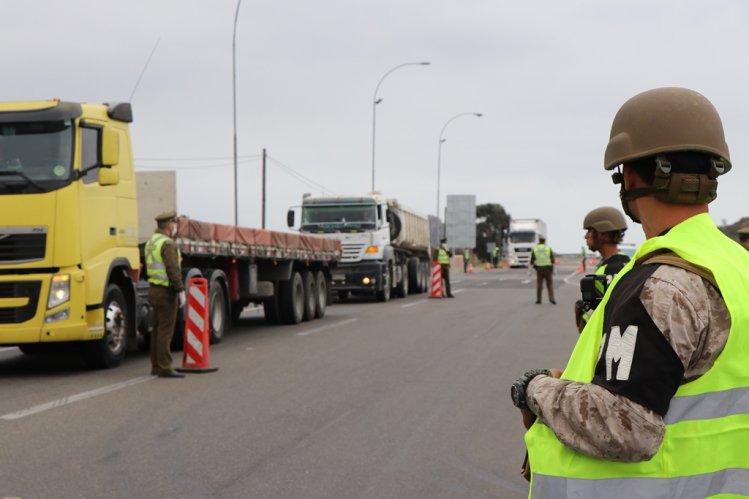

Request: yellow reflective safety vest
left=532, top=244, right=552, bottom=267
left=525, top=213, right=749, bottom=498
left=145, top=232, right=179, bottom=287
left=438, top=247, right=450, bottom=265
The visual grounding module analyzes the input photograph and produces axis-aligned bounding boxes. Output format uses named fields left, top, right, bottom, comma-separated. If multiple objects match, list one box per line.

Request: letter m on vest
left=603, top=325, right=637, bottom=381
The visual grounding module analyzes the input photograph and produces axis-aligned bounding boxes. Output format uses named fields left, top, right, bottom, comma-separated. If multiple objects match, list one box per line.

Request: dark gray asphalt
left=0, top=265, right=582, bottom=499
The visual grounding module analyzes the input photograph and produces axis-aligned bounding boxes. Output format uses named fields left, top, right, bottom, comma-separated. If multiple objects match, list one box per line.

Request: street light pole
left=232, top=0, right=242, bottom=226
left=436, top=112, right=482, bottom=217
left=371, top=61, right=430, bottom=192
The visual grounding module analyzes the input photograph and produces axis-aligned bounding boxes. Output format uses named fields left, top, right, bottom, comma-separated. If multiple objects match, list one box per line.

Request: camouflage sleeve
left=161, top=240, right=184, bottom=292
left=525, top=265, right=729, bottom=462
left=640, top=265, right=729, bottom=381
left=526, top=375, right=665, bottom=461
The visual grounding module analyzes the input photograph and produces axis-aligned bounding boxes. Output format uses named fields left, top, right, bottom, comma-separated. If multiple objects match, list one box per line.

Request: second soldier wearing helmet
left=513, top=87, right=749, bottom=497
left=574, top=206, right=630, bottom=332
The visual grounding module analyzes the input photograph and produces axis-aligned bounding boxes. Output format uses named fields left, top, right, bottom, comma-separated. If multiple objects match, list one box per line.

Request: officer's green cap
left=155, top=210, right=177, bottom=223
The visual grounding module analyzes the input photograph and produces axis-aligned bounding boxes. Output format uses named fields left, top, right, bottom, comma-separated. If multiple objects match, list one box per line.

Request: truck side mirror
left=98, top=165, right=120, bottom=186
left=101, top=127, right=119, bottom=166
left=287, top=209, right=295, bottom=228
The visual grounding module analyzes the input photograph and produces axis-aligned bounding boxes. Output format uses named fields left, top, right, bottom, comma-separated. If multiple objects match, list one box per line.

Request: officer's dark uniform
left=146, top=210, right=185, bottom=378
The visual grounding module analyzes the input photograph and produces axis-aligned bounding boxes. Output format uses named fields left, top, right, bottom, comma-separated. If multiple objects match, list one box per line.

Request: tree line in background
left=474, top=203, right=510, bottom=262
left=470, top=205, right=747, bottom=262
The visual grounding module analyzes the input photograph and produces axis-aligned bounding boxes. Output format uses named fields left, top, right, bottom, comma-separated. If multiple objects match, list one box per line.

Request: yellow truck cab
left=0, top=100, right=139, bottom=367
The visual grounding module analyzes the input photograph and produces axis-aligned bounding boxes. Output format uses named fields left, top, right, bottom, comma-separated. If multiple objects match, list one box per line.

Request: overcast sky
left=4, top=0, right=748, bottom=252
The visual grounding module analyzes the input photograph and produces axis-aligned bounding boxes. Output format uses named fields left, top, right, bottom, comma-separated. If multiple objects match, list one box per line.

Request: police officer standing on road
left=463, top=248, right=470, bottom=273
left=146, top=211, right=186, bottom=378
left=738, top=226, right=749, bottom=251
left=511, top=87, right=749, bottom=498
left=574, top=206, right=631, bottom=332
left=492, top=244, right=500, bottom=268
left=530, top=236, right=555, bottom=304
left=438, top=238, right=454, bottom=297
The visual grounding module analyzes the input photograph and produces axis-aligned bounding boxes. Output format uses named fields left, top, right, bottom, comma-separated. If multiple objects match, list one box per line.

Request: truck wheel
left=421, top=262, right=430, bottom=293
left=302, top=270, right=316, bottom=322
left=83, top=283, right=128, bottom=369
left=280, top=271, right=304, bottom=324
left=314, top=270, right=328, bottom=318
left=376, top=266, right=391, bottom=302
left=396, top=263, right=409, bottom=298
left=263, top=292, right=281, bottom=324
left=408, top=258, right=421, bottom=293
left=206, top=270, right=229, bottom=344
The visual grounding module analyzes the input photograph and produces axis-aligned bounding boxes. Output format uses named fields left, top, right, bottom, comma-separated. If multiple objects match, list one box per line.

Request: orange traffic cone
left=177, top=277, right=218, bottom=373
left=468, top=263, right=474, bottom=273
left=485, top=262, right=491, bottom=272
left=430, top=262, right=443, bottom=298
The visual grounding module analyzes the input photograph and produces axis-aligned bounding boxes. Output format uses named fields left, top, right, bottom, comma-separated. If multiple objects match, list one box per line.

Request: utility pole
left=262, top=148, right=267, bottom=229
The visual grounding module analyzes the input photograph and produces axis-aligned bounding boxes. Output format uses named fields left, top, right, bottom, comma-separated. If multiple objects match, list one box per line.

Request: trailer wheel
left=407, top=258, right=421, bottom=293
left=301, top=270, right=316, bottom=322
left=396, top=263, right=409, bottom=298
left=280, top=271, right=305, bottom=324
left=206, top=270, right=229, bottom=344
left=314, top=270, right=328, bottom=318
left=421, top=261, right=430, bottom=293
left=376, top=265, right=391, bottom=302
left=83, top=283, right=128, bottom=369
left=263, top=291, right=281, bottom=324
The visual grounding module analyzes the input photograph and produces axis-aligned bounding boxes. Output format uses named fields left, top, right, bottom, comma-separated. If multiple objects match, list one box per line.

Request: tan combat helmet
left=583, top=206, right=628, bottom=233
left=604, top=88, right=731, bottom=206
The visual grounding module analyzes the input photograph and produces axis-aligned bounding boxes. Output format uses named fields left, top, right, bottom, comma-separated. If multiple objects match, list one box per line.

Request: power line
left=267, top=155, right=336, bottom=195
left=135, top=154, right=261, bottom=162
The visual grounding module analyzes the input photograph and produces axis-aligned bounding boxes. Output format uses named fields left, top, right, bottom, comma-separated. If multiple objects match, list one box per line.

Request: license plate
left=332, top=274, right=346, bottom=281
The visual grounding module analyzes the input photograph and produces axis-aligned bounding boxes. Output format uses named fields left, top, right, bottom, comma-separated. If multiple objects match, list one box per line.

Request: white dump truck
left=507, top=218, right=547, bottom=267
left=288, top=193, right=432, bottom=302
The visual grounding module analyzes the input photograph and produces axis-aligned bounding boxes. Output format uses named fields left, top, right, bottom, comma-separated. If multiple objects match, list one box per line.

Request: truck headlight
left=48, top=274, right=71, bottom=309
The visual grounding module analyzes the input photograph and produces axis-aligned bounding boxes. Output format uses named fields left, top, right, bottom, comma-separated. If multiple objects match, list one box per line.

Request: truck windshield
left=301, top=204, right=377, bottom=232
left=510, top=231, right=536, bottom=243
left=0, top=121, right=74, bottom=194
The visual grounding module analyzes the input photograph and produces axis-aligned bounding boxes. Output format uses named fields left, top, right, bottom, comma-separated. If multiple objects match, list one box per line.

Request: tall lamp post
left=436, top=112, right=482, bottom=217
left=232, top=0, right=242, bottom=226
left=371, top=61, right=430, bottom=192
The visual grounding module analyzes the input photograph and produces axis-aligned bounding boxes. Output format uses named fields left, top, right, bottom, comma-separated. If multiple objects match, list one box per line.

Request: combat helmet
left=583, top=206, right=628, bottom=233
left=605, top=87, right=731, bottom=206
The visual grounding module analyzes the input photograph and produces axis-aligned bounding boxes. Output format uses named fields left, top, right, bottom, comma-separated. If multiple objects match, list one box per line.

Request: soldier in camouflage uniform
left=738, top=226, right=749, bottom=251
left=511, top=88, right=748, bottom=496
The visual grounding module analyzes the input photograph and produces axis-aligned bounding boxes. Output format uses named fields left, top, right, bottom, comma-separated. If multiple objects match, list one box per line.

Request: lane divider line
left=1, top=375, right=155, bottom=421
left=401, top=299, right=428, bottom=308
left=296, top=318, right=359, bottom=337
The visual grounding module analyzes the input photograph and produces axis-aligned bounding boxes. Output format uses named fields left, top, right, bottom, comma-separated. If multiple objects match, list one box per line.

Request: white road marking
left=296, top=318, right=359, bottom=337
left=1, top=376, right=154, bottom=421
left=0, top=347, right=18, bottom=353
left=479, top=282, right=488, bottom=286
left=401, top=299, right=428, bottom=308
left=564, top=270, right=583, bottom=285
left=453, top=288, right=466, bottom=294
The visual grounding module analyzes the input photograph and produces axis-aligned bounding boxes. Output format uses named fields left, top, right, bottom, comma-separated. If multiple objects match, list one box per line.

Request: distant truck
left=0, top=100, right=340, bottom=368
left=289, top=193, right=432, bottom=302
left=507, top=218, right=547, bottom=267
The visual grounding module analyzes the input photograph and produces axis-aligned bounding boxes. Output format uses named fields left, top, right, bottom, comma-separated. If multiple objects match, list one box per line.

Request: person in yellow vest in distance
left=738, top=226, right=749, bottom=251
left=463, top=248, right=470, bottom=273
left=574, top=206, right=631, bottom=332
left=530, top=236, right=555, bottom=304
left=511, top=87, right=749, bottom=498
left=437, top=238, right=454, bottom=297
left=491, top=244, right=500, bottom=268
left=146, top=210, right=187, bottom=378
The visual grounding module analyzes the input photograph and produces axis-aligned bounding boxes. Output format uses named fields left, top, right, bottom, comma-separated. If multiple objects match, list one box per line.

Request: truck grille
left=341, top=242, right=365, bottom=263
left=0, top=281, right=41, bottom=324
left=0, top=229, right=46, bottom=263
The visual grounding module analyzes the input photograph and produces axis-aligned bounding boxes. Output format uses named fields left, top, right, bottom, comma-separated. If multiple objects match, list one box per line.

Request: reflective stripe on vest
left=532, top=244, right=551, bottom=266
left=438, top=247, right=450, bottom=264
left=146, top=233, right=171, bottom=286
left=525, top=213, right=749, bottom=498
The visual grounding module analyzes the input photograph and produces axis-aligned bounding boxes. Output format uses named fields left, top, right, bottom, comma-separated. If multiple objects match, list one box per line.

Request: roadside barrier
left=178, top=277, right=218, bottom=373
left=430, top=262, right=443, bottom=298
